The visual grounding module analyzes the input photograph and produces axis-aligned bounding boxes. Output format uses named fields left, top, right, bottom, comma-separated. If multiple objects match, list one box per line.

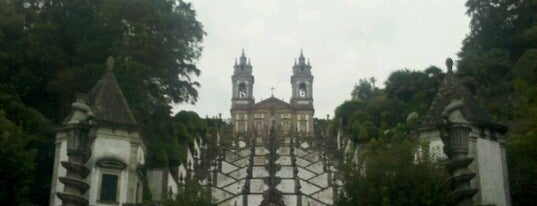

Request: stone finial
left=106, top=57, right=115, bottom=72
left=446, top=57, right=453, bottom=73
left=68, top=93, right=92, bottom=124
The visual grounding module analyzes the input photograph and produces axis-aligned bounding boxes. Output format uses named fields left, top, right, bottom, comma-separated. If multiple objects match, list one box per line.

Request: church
left=230, top=50, right=315, bottom=137
left=206, top=51, right=340, bottom=205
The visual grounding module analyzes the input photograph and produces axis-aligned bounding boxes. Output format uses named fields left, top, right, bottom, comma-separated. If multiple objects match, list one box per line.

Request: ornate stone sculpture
left=56, top=94, right=96, bottom=206
left=439, top=58, right=477, bottom=206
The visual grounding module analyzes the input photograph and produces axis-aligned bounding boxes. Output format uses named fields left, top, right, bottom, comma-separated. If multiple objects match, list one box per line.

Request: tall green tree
left=385, top=67, right=443, bottom=114
left=507, top=49, right=537, bottom=206
left=0, top=111, right=35, bottom=206
left=0, top=0, right=205, bottom=204
left=458, top=0, right=537, bottom=120
left=0, top=91, right=52, bottom=205
left=1, top=0, right=205, bottom=121
left=351, top=77, right=378, bottom=101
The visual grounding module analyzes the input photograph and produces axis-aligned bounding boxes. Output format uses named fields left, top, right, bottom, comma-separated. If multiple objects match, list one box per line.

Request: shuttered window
left=99, top=174, right=118, bottom=202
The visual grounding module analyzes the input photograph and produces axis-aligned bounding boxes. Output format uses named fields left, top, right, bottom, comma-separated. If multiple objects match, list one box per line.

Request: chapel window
left=299, top=120, right=307, bottom=132
left=282, top=121, right=289, bottom=132
left=238, top=121, right=246, bottom=132
left=256, top=121, right=263, bottom=132
left=99, top=173, right=119, bottom=202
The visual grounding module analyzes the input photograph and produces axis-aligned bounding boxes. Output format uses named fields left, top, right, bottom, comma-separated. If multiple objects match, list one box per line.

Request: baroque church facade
left=206, top=51, right=340, bottom=205
left=230, top=50, right=315, bottom=137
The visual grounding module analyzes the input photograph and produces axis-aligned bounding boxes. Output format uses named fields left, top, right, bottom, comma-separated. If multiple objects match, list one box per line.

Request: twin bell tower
left=230, top=50, right=315, bottom=136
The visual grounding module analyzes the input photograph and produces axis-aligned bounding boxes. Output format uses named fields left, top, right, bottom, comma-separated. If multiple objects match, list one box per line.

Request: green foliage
left=0, top=110, right=36, bottom=206
left=0, top=90, right=55, bottom=205
left=458, top=0, right=537, bottom=120
left=351, top=77, right=379, bottom=101
left=0, top=88, right=53, bottom=205
left=144, top=109, right=210, bottom=168
left=143, top=178, right=153, bottom=203
left=507, top=49, right=537, bottom=205
left=163, top=180, right=214, bottom=206
left=175, top=111, right=209, bottom=142
left=335, top=66, right=442, bottom=143
left=337, top=137, right=449, bottom=206
left=385, top=67, right=443, bottom=113
left=0, top=0, right=205, bottom=204
left=0, top=0, right=205, bottom=123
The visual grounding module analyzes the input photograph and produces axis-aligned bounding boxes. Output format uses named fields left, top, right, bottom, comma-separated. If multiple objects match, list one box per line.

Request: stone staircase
left=209, top=133, right=341, bottom=206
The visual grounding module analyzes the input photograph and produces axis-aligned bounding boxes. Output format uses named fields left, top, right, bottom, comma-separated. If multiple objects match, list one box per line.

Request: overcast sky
left=174, top=0, right=470, bottom=119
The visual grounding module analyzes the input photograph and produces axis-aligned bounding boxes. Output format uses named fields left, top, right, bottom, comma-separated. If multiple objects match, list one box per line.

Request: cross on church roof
left=270, top=86, right=275, bottom=97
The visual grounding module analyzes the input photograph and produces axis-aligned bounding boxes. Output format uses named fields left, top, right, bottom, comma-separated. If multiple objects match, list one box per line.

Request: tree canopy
left=0, top=0, right=206, bottom=204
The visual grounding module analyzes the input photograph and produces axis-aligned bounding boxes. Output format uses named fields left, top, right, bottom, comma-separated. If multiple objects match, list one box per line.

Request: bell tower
left=231, top=49, right=255, bottom=108
left=290, top=50, right=314, bottom=136
left=290, top=50, right=313, bottom=107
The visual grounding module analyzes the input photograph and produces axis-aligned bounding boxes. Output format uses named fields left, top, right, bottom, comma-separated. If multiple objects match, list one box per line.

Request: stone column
left=56, top=123, right=93, bottom=206
left=56, top=94, right=95, bottom=206
left=440, top=123, right=478, bottom=206
left=127, top=142, right=140, bottom=202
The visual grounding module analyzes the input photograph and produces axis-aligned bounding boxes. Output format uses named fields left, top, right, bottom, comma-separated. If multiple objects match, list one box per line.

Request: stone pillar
left=440, top=123, right=478, bottom=206
left=127, top=142, right=140, bottom=202
left=56, top=94, right=94, bottom=206
left=49, top=139, right=63, bottom=205
left=56, top=123, right=93, bottom=206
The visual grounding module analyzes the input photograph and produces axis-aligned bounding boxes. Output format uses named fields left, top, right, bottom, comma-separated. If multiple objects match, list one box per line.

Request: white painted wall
left=147, top=169, right=165, bottom=201
left=167, top=171, right=178, bottom=200
left=87, top=128, right=143, bottom=206
left=476, top=138, right=508, bottom=206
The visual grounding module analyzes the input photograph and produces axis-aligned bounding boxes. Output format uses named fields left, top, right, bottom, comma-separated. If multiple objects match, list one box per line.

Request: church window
left=256, top=121, right=263, bottom=132
left=298, top=83, right=307, bottom=97
left=299, top=120, right=307, bottom=132
left=238, top=83, right=247, bottom=98
left=99, top=173, right=119, bottom=202
left=238, top=121, right=246, bottom=132
left=282, top=121, right=289, bottom=132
